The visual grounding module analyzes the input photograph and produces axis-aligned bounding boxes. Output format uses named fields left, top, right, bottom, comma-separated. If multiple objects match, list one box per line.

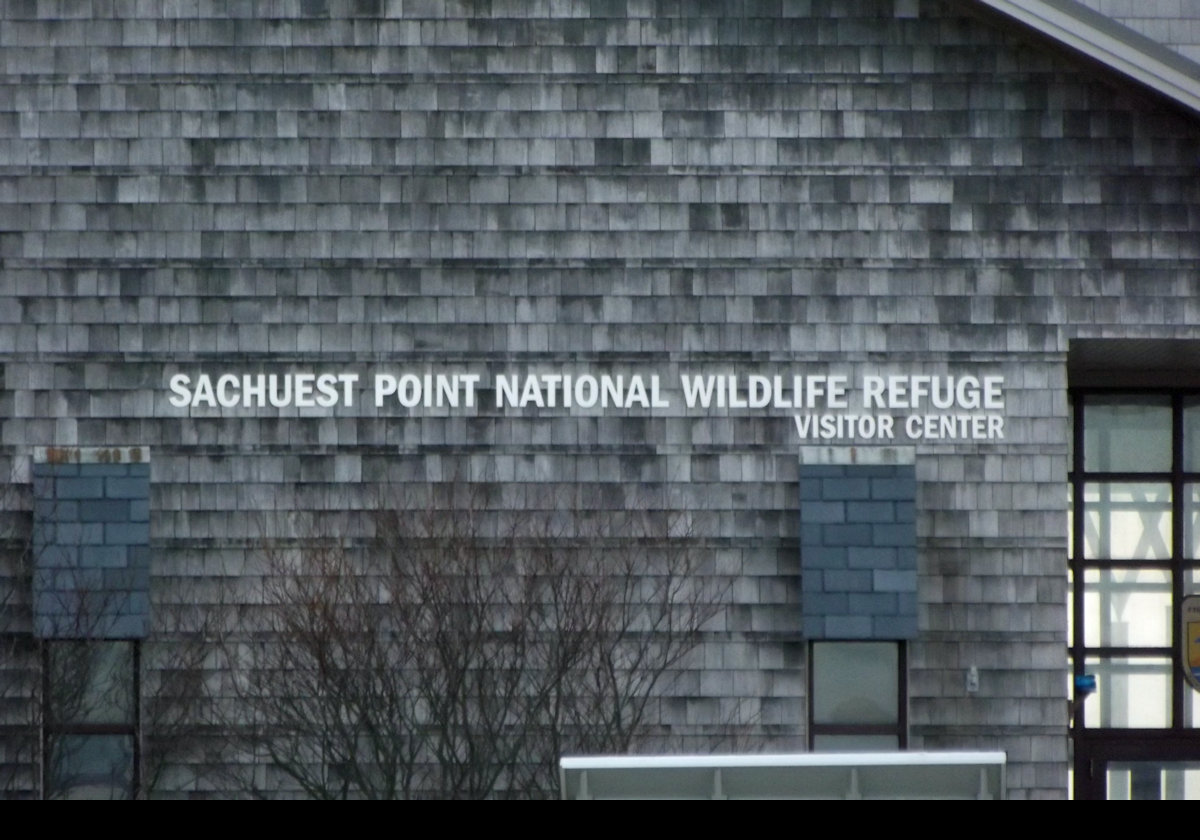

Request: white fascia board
left=975, top=0, right=1200, bottom=115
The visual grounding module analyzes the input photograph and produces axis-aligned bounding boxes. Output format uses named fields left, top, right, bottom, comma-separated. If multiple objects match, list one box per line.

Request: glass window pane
left=1107, top=763, right=1200, bottom=800
left=1083, top=568, right=1172, bottom=648
left=1083, top=397, right=1171, bottom=472
left=1068, top=485, right=1074, bottom=561
left=1185, top=681, right=1200, bottom=730
left=1067, top=571, right=1075, bottom=645
left=45, top=734, right=134, bottom=800
left=1187, top=568, right=1200, bottom=726
left=812, top=642, right=898, bottom=726
left=1083, top=483, right=1171, bottom=560
left=812, top=734, right=900, bottom=752
left=1183, top=485, right=1200, bottom=560
left=1082, top=656, right=1171, bottom=728
left=1184, top=397, right=1200, bottom=472
left=47, top=641, right=134, bottom=725
left=1068, top=402, right=1074, bottom=471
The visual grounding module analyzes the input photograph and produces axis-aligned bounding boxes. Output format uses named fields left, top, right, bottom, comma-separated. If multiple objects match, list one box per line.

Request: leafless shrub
left=235, top=535, right=423, bottom=799
left=0, top=462, right=211, bottom=800
left=216, top=482, right=727, bottom=798
left=0, top=481, right=36, bottom=799
left=141, top=588, right=222, bottom=798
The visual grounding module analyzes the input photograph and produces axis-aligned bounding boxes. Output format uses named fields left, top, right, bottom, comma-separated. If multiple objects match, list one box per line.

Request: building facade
left=2, top=0, right=1199, bottom=799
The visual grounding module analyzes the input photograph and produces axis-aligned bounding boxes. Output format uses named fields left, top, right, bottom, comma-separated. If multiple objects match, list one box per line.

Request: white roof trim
left=560, top=751, right=1007, bottom=770
left=975, top=0, right=1200, bottom=115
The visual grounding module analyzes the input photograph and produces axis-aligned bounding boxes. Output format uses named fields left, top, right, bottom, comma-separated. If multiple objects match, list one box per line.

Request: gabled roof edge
left=973, top=0, right=1200, bottom=116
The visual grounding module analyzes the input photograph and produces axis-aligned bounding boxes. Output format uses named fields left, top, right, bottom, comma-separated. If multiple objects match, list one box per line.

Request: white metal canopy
left=560, top=751, right=1007, bottom=800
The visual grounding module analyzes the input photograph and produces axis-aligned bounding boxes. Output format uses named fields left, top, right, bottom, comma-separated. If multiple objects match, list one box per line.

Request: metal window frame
left=1069, top=388, right=1200, bottom=798
left=807, top=640, right=908, bottom=750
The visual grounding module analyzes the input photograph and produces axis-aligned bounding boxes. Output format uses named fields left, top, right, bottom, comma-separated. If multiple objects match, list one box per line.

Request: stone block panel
left=32, top=454, right=151, bottom=639
left=801, top=458, right=917, bottom=640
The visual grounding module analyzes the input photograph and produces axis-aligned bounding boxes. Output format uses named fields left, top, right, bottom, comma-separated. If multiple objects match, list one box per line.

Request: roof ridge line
left=974, top=0, right=1200, bottom=115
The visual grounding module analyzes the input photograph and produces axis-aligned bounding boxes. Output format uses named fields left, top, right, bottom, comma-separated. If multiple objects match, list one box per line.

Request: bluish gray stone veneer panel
left=32, top=463, right=151, bottom=639
left=802, top=464, right=918, bottom=640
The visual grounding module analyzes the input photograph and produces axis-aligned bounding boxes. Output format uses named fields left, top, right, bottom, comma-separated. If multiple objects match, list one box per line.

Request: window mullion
left=1173, top=394, right=1185, bottom=730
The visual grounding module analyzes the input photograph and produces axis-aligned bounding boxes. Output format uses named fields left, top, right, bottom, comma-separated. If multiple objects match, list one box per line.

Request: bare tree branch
left=209, top=481, right=727, bottom=799
left=0, top=481, right=36, bottom=800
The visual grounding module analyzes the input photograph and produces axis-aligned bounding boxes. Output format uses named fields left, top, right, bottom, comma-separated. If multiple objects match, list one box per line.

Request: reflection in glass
left=812, top=642, right=898, bottom=725
left=1067, top=571, right=1074, bottom=644
left=1082, top=568, right=1171, bottom=648
left=1184, top=398, right=1200, bottom=472
left=46, top=642, right=134, bottom=726
left=45, top=734, right=133, bottom=800
left=812, top=734, right=900, bottom=751
left=1083, top=483, right=1171, bottom=560
left=1183, top=485, right=1200, bottom=560
left=1186, top=681, right=1200, bottom=730
left=1068, top=485, right=1073, bottom=561
left=1084, top=397, right=1171, bottom=472
left=1107, top=762, right=1200, bottom=800
left=1068, top=402, right=1073, bottom=469
left=1084, top=657, right=1171, bottom=728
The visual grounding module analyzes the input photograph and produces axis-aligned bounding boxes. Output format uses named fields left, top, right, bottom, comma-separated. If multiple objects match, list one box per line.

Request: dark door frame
left=1073, top=729, right=1200, bottom=799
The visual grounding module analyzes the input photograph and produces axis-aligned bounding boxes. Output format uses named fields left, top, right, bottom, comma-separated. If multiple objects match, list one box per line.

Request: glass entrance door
left=1068, top=391, right=1200, bottom=799
left=1073, top=734, right=1200, bottom=799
